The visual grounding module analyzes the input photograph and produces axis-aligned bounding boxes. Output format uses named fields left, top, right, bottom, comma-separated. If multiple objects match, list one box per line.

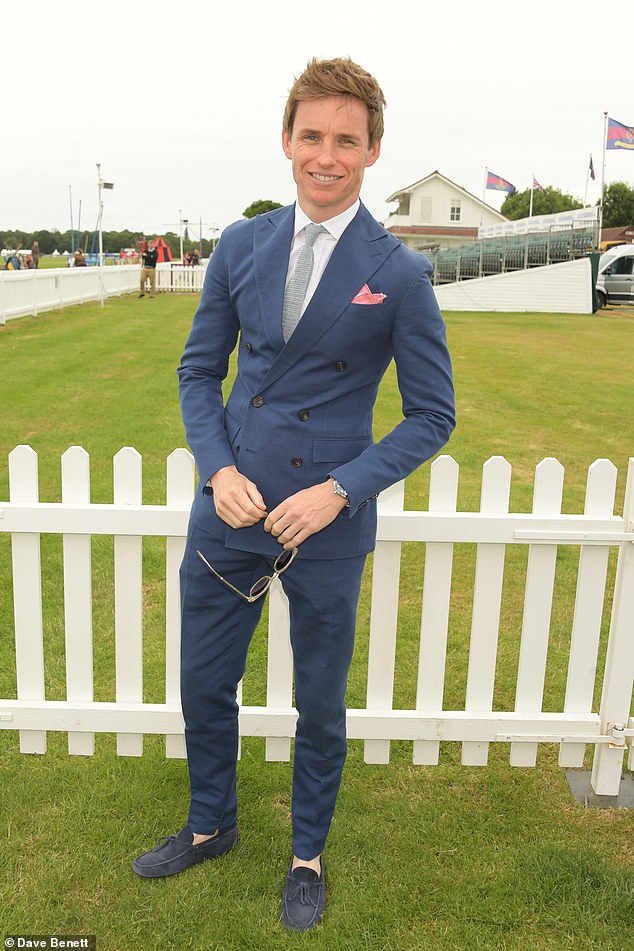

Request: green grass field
left=1, top=295, right=633, bottom=950
left=38, top=256, right=72, bottom=268
left=6, top=256, right=121, bottom=269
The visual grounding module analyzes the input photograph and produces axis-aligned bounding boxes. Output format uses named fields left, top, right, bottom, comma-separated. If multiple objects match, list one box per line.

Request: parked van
left=596, top=244, right=634, bottom=307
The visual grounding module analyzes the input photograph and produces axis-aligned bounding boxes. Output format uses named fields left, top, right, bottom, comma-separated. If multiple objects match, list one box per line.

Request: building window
left=450, top=201, right=461, bottom=222
left=398, top=195, right=410, bottom=215
left=613, top=256, right=633, bottom=275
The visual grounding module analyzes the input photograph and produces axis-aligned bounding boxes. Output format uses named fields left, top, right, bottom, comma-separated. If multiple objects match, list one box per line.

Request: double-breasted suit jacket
left=178, top=202, right=455, bottom=559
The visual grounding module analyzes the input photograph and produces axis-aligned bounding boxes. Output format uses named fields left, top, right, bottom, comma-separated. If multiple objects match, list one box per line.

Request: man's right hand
left=209, top=466, right=267, bottom=528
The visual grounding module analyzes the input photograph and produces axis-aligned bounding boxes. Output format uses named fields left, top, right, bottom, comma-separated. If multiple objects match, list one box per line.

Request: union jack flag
left=532, top=177, right=545, bottom=192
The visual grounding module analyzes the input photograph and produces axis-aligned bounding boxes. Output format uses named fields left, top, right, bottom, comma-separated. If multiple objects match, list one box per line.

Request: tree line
left=0, top=229, right=217, bottom=258
left=2, top=184, right=632, bottom=257
left=0, top=203, right=284, bottom=257
left=245, top=189, right=634, bottom=227
left=500, top=181, right=634, bottom=226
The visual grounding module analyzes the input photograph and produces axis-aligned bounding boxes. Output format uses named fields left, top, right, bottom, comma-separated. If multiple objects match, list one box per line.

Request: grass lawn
left=0, top=294, right=633, bottom=951
left=15, top=256, right=121, bottom=269
left=38, top=256, right=72, bottom=268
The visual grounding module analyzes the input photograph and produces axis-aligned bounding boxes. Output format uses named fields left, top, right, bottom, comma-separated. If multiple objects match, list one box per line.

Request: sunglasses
left=196, top=546, right=298, bottom=603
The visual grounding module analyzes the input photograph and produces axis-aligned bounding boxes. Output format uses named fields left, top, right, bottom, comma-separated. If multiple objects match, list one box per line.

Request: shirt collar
left=293, top=199, right=360, bottom=242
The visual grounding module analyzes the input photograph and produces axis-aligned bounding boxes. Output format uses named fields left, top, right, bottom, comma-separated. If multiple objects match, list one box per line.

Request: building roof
left=386, top=170, right=507, bottom=222
left=601, top=225, right=634, bottom=242
left=387, top=225, right=478, bottom=237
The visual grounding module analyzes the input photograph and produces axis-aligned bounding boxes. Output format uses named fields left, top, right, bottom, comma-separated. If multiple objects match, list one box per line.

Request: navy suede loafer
left=280, top=861, right=326, bottom=932
left=132, top=824, right=238, bottom=878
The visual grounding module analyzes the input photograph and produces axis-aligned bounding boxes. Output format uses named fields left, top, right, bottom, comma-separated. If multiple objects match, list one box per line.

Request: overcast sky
left=3, top=0, right=633, bottom=242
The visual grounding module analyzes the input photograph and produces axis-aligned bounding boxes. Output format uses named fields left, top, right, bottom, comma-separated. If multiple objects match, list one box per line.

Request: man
left=139, top=238, right=158, bottom=298
left=133, top=57, right=455, bottom=932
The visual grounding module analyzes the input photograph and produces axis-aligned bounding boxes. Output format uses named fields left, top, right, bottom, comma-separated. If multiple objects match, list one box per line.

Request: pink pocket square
left=351, top=284, right=387, bottom=305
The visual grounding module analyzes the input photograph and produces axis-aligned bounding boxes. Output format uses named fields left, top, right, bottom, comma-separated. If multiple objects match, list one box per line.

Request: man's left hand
left=264, top=480, right=348, bottom=549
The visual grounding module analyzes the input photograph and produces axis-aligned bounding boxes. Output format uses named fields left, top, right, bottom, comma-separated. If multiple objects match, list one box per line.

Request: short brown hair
left=283, top=57, right=386, bottom=147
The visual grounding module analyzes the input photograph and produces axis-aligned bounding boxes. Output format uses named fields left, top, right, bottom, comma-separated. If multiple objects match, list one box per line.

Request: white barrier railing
left=156, top=264, right=207, bottom=293
left=0, top=263, right=207, bottom=324
left=1, top=448, right=633, bottom=797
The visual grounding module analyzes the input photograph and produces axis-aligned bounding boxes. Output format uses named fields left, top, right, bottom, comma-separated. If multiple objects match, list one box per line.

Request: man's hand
left=264, top=480, right=348, bottom=549
left=209, top=466, right=267, bottom=528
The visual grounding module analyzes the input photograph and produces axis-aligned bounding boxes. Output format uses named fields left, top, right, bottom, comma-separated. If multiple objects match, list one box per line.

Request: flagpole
left=598, top=112, right=608, bottom=249
left=69, top=185, right=74, bottom=255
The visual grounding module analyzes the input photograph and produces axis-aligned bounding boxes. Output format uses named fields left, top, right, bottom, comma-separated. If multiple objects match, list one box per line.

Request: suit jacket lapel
left=253, top=205, right=295, bottom=352
left=257, top=204, right=397, bottom=390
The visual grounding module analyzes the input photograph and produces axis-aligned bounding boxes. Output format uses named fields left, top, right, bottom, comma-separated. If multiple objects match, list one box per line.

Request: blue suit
left=177, top=202, right=454, bottom=857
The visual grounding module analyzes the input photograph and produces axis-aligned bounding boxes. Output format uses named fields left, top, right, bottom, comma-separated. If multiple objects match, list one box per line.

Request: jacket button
left=334, top=360, right=347, bottom=372
left=298, top=409, right=310, bottom=422
left=245, top=342, right=253, bottom=353
left=291, top=457, right=303, bottom=467
left=235, top=445, right=240, bottom=454
left=251, top=395, right=264, bottom=407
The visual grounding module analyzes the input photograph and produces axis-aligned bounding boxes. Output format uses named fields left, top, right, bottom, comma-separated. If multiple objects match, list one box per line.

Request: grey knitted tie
left=282, top=223, right=326, bottom=341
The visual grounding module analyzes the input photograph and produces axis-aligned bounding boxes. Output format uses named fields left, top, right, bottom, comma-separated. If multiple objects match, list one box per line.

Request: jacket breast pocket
left=343, top=303, right=387, bottom=319
left=312, top=435, right=372, bottom=463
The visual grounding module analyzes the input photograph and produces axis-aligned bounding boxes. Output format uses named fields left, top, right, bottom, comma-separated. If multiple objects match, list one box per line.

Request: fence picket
left=165, top=450, right=194, bottom=759
left=364, top=480, right=405, bottom=763
left=266, top=582, right=293, bottom=761
left=511, top=459, right=564, bottom=766
left=114, top=448, right=144, bottom=756
left=9, top=446, right=46, bottom=753
left=414, top=455, right=459, bottom=765
left=237, top=680, right=243, bottom=760
left=62, top=447, right=94, bottom=756
left=591, top=458, right=634, bottom=794
left=559, top=460, right=617, bottom=769
left=463, top=457, right=512, bottom=766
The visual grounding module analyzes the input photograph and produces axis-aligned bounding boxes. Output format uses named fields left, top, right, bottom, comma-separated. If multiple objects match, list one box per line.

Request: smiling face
left=282, top=95, right=381, bottom=223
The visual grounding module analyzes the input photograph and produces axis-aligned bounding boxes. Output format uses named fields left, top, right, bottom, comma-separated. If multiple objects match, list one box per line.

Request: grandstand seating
left=424, top=227, right=597, bottom=284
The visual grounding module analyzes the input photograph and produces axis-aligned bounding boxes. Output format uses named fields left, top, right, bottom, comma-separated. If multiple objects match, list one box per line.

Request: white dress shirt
left=285, top=199, right=360, bottom=317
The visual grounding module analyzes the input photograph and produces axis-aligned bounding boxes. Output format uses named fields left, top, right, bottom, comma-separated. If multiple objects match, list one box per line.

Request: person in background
left=139, top=238, right=158, bottom=298
left=31, top=241, right=40, bottom=268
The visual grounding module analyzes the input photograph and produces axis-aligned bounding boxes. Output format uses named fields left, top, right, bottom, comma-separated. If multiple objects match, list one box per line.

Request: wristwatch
left=331, top=478, right=350, bottom=506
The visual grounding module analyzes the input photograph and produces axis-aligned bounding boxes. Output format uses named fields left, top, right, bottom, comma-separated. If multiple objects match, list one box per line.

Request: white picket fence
left=0, top=263, right=207, bottom=324
left=1, top=447, right=633, bottom=798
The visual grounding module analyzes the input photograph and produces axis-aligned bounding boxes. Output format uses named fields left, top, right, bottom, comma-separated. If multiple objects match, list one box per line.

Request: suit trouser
left=179, top=518, right=366, bottom=860
left=140, top=266, right=156, bottom=294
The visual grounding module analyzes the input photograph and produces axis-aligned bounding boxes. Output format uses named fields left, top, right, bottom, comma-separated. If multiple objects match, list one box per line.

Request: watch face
left=333, top=480, right=348, bottom=499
